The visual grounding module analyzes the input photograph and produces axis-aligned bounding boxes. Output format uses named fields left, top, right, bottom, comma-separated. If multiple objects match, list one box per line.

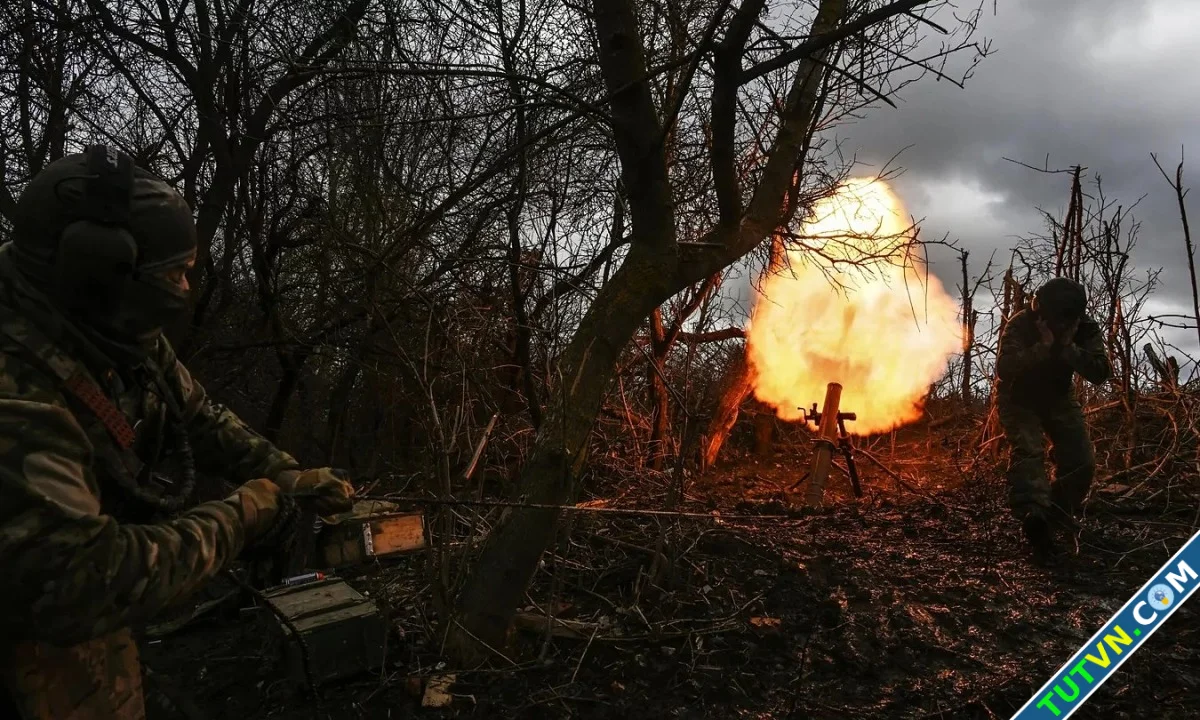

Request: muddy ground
left=140, top=431, right=1200, bottom=719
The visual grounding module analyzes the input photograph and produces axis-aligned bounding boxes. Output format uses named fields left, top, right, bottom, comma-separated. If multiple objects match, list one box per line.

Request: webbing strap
left=0, top=314, right=136, bottom=451
left=62, top=372, right=136, bottom=450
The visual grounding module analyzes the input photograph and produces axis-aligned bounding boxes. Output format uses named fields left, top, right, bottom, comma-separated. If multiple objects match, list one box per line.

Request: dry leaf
left=749, top=616, right=782, bottom=632
left=422, top=674, right=456, bottom=708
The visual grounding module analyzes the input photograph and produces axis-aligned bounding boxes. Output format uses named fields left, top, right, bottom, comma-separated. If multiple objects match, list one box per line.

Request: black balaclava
left=10, top=147, right=196, bottom=366
left=1032, top=277, right=1087, bottom=331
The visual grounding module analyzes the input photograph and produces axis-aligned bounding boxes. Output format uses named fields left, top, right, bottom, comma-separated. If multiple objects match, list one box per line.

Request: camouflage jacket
left=995, top=308, right=1112, bottom=404
left=0, top=244, right=299, bottom=648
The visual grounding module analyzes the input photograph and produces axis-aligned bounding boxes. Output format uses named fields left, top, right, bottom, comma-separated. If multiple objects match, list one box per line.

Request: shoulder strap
left=0, top=317, right=136, bottom=450
left=62, top=373, right=137, bottom=449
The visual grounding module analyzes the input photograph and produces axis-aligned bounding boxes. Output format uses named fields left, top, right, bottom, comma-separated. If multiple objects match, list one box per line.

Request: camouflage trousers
left=2, top=628, right=145, bottom=719
left=999, top=395, right=1095, bottom=523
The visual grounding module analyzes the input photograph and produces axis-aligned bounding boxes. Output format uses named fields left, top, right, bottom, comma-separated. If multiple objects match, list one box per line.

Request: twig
left=1002, top=155, right=1083, bottom=175
left=854, top=446, right=910, bottom=488
left=358, top=493, right=808, bottom=521
left=571, top=626, right=600, bottom=683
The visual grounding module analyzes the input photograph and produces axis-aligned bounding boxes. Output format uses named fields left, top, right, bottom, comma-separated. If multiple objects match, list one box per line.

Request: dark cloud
left=835, top=0, right=1200, bottom=356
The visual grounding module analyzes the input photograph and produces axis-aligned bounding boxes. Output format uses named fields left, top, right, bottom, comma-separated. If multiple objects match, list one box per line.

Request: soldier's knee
left=1055, top=442, right=1095, bottom=477
left=1008, top=447, right=1045, bottom=477
left=1003, top=424, right=1043, bottom=458
left=1011, top=445, right=1044, bottom=463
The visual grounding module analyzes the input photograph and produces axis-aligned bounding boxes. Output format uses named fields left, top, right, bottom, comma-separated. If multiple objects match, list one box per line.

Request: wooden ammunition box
left=263, top=578, right=387, bottom=686
left=317, top=504, right=427, bottom=568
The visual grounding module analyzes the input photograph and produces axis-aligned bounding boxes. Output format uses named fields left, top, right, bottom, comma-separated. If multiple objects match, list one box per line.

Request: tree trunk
left=959, top=250, right=974, bottom=404
left=701, top=353, right=753, bottom=470
left=325, top=351, right=365, bottom=467
left=980, top=264, right=1026, bottom=457
left=1144, top=344, right=1180, bottom=391
left=648, top=309, right=671, bottom=470
left=702, top=226, right=787, bottom=467
left=263, top=348, right=311, bottom=444
left=1114, top=299, right=1136, bottom=470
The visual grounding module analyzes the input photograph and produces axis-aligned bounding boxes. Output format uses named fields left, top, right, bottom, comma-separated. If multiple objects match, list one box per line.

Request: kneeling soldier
left=0, top=147, right=355, bottom=718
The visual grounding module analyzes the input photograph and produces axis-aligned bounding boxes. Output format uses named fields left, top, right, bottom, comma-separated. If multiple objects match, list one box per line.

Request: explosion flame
left=746, top=178, right=962, bottom=435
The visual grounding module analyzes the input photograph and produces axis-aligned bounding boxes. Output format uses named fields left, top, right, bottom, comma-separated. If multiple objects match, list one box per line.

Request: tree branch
left=593, top=0, right=677, bottom=249
left=677, top=327, right=745, bottom=344
left=740, top=0, right=935, bottom=85
left=710, top=0, right=767, bottom=227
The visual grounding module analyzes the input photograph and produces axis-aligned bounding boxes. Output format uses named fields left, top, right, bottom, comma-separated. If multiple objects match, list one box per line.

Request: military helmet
left=1032, top=277, right=1087, bottom=320
left=11, top=146, right=196, bottom=354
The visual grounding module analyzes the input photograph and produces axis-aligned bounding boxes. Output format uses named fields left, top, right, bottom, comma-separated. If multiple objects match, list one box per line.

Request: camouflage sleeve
left=157, top=340, right=299, bottom=484
left=995, top=312, right=1053, bottom=382
left=1062, top=316, right=1112, bottom=385
left=0, top=386, right=250, bottom=647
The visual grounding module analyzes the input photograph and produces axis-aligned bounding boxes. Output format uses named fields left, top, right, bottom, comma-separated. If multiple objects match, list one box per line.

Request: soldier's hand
left=275, top=467, right=356, bottom=516
left=225, top=478, right=282, bottom=547
left=1035, top=316, right=1055, bottom=347
left=1059, top=316, right=1081, bottom=346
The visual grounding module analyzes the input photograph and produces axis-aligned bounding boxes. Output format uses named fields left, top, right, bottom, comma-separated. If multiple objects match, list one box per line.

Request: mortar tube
left=804, top=382, right=843, bottom=507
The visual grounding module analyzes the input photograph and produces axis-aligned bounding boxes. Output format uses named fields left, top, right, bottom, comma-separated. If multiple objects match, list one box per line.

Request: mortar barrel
left=804, top=382, right=843, bottom=506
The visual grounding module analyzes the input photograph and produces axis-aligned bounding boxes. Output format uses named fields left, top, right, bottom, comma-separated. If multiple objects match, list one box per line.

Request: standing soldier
left=996, top=277, right=1111, bottom=562
left=0, top=146, right=356, bottom=719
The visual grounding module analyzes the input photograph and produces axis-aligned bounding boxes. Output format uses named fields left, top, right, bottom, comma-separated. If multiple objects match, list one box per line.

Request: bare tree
left=447, top=0, right=987, bottom=659
left=81, top=0, right=373, bottom=350
left=0, top=0, right=109, bottom=220
left=1152, top=149, right=1200, bottom=354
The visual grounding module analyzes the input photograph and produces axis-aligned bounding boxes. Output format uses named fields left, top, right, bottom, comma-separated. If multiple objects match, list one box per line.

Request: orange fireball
left=746, top=178, right=962, bottom=435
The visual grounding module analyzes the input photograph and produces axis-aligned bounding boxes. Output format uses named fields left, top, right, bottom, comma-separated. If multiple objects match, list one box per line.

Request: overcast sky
left=829, top=0, right=1200, bottom=363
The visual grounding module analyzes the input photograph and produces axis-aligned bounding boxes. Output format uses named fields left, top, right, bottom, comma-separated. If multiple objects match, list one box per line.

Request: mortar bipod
left=834, top=413, right=863, bottom=498
left=791, top=405, right=863, bottom=499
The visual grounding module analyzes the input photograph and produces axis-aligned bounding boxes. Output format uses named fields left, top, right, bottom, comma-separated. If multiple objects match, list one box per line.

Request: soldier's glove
left=274, top=467, right=356, bottom=516
left=224, top=478, right=286, bottom=549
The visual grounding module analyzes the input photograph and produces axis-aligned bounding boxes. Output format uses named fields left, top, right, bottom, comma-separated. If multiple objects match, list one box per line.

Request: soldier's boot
left=1022, top=515, right=1061, bottom=565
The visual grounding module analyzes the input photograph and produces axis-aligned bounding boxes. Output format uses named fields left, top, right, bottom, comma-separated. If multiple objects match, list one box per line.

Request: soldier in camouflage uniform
left=996, top=277, right=1111, bottom=561
left=0, top=147, right=356, bottom=719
